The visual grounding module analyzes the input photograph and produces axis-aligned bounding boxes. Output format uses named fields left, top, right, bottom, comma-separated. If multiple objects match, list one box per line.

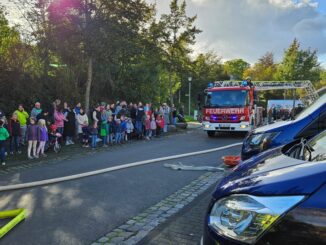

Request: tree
left=160, top=0, right=201, bottom=104
left=243, top=52, right=276, bottom=81
left=315, top=69, right=326, bottom=90
left=0, top=5, right=40, bottom=111
left=275, top=39, right=320, bottom=82
left=45, top=0, right=157, bottom=109
left=224, top=59, right=250, bottom=80
left=179, top=52, right=225, bottom=109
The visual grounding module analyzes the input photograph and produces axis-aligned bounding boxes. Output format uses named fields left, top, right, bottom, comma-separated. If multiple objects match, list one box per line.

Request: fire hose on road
left=164, top=162, right=225, bottom=172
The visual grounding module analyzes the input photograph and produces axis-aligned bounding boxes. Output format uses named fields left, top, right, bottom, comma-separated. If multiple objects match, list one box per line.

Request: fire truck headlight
left=240, top=125, right=248, bottom=129
left=205, top=124, right=210, bottom=129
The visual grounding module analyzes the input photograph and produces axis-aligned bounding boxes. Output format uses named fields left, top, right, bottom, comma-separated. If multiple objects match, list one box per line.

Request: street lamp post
left=188, top=76, right=192, bottom=116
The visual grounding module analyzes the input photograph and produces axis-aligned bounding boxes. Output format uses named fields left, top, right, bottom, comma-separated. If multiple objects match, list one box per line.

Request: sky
left=149, top=0, right=326, bottom=67
left=2, top=0, right=326, bottom=67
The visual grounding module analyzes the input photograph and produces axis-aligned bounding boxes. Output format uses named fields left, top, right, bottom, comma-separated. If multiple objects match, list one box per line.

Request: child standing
left=150, top=114, right=157, bottom=138
left=145, top=115, right=151, bottom=140
left=77, top=108, right=89, bottom=147
left=160, top=115, right=165, bottom=134
left=8, top=113, right=21, bottom=155
left=126, top=118, right=134, bottom=142
left=156, top=115, right=162, bottom=137
left=0, top=119, right=9, bottom=166
left=26, top=117, right=39, bottom=159
left=120, top=116, right=127, bottom=143
left=89, top=123, right=98, bottom=149
left=115, top=119, right=122, bottom=144
left=37, top=119, right=48, bottom=157
left=108, top=116, right=115, bottom=145
left=54, top=106, right=66, bottom=136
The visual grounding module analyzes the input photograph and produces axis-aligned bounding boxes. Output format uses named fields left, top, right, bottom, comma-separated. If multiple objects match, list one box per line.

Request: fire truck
left=200, top=81, right=319, bottom=137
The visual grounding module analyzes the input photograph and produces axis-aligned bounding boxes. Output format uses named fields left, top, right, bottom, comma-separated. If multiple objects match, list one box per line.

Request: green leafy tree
left=0, top=6, right=41, bottom=111
left=243, top=52, right=276, bottom=81
left=275, top=39, right=320, bottom=82
left=224, top=59, right=250, bottom=80
left=315, top=69, right=326, bottom=90
left=160, top=0, right=201, bottom=104
left=191, top=52, right=224, bottom=92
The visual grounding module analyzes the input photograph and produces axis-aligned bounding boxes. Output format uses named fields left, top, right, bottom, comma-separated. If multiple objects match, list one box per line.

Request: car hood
left=253, top=120, right=294, bottom=133
left=213, top=148, right=326, bottom=199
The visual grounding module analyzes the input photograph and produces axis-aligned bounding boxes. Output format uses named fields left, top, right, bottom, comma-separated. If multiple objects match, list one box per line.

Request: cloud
left=4, top=0, right=326, bottom=66
left=151, top=0, right=326, bottom=65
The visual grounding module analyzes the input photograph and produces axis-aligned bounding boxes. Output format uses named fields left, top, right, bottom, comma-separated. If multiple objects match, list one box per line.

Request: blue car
left=203, top=130, right=326, bottom=245
left=241, top=93, right=326, bottom=160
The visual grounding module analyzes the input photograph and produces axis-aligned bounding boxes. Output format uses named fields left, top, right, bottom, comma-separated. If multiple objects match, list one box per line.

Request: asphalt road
left=0, top=129, right=243, bottom=245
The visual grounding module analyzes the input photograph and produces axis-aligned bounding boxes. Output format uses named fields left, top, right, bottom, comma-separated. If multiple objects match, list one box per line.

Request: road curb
left=90, top=171, right=224, bottom=245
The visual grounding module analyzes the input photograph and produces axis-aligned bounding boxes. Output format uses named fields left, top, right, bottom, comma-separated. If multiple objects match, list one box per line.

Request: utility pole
left=188, top=77, right=192, bottom=116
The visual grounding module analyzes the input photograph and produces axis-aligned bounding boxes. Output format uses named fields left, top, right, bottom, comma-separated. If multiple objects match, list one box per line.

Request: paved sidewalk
left=138, top=186, right=214, bottom=245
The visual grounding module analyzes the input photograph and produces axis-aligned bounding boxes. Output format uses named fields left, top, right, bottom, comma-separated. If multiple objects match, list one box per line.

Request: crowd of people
left=267, top=104, right=304, bottom=123
left=0, top=100, right=184, bottom=166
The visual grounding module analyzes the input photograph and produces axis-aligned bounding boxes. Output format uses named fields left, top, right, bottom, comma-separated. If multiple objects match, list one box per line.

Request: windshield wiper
left=311, top=153, right=326, bottom=161
left=286, top=138, right=312, bottom=160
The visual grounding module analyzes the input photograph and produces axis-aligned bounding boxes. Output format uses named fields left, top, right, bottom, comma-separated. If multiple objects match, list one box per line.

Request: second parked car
left=241, top=93, right=326, bottom=160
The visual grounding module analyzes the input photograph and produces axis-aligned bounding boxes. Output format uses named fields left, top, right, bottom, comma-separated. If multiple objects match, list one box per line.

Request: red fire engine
left=201, top=81, right=319, bottom=137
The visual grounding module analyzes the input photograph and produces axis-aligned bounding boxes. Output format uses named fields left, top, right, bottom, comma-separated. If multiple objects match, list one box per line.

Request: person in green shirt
left=14, top=104, right=29, bottom=145
left=0, top=119, right=10, bottom=165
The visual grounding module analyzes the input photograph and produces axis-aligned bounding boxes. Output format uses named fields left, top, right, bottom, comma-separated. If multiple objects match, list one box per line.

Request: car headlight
left=208, top=194, right=304, bottom=244
left=245, top=132, right=280, bottom=151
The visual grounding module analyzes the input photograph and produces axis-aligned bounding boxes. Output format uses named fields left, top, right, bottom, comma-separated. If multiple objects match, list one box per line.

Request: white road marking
left=0, top=142, right=242, bottom=192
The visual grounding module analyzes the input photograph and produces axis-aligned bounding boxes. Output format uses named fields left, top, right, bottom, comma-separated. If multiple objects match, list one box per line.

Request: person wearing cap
left=31, top=102, right=42, bottom=119
left=14, top=104, right=29, bottom=145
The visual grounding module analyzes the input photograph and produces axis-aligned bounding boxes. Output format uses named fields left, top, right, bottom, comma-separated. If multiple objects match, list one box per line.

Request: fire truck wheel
left=207, top=131, right=215, bottom=137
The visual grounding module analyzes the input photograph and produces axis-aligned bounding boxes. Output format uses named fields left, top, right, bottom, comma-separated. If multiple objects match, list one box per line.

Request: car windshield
left=295, top=94, right=326, bottom=120
left=205, top=90, right=248, bottom=108
left=306, top=131, right=326, bottom=162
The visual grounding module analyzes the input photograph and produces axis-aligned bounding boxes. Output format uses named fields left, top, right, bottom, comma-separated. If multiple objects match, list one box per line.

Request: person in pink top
left=54, top=105, right=67, bottom=135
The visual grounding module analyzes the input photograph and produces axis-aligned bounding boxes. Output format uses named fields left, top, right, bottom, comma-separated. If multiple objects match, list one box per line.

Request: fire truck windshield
left=205, top=90, right=249, bottom=108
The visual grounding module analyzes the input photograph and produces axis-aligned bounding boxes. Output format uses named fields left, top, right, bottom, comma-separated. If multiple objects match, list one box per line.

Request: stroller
left=46, top=125, right=62, bottom=153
